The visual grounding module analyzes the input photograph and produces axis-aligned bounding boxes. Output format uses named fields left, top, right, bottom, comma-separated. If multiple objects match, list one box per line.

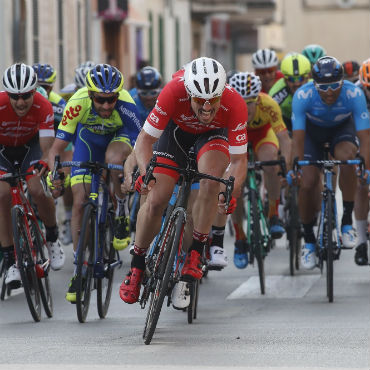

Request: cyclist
left=128, top=66, right=162, bottom=125
left=119, top=57, right=248, bottom=304
left=227, top=72, right=291, bottom=267
left=301, top=44, right=326, bottom=66
left=47, top=63, right=141, bottom=302
left=252, top=48, right=284, bottom=93
left=32, top=63, right=73, bottom=246
left=353, top=58, right=370, bottom=266
left=269, top=53, right=311, bottom=133
left=342, top=61, right=360, bottom=83
left=290, top=56, right=370, bottom=269
left=0, top=63, right=65, bottom=287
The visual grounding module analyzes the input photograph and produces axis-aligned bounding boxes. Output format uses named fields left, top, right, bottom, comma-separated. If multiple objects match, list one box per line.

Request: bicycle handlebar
left=248, top=157, right=286, bottom=177
left=59, top=160, right=123, bottom=172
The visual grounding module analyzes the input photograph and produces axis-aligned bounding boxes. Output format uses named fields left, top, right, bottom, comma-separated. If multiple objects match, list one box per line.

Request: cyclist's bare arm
left=134, top=130, right=158, bottom=175
left=223, top=153, right=247, bottom=198
left=47, top=138, right=70, bottom=173
left=276, top=130, right=292, bottom=169
left=292, top=129, right=305, bottom=167
left=39, top=136, right=55, bottom=163
left=357, top=129, right=370, bottom=169
left=122, top=151, right=137, bottom=192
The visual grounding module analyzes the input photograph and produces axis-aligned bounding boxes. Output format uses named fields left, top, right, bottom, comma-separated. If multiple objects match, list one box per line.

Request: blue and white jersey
left=292, top=80, right=370, bottom=131
left=128, top=87, right=150, bottom=127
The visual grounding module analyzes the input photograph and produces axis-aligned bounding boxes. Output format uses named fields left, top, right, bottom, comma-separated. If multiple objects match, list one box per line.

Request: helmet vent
left=193, top=80, right=202, bottom=94
left=212, top=78, right=219, bottom=93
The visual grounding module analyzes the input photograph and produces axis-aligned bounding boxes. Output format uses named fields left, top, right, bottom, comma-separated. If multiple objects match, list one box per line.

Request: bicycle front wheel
left=287, top=186, right=301, bottom=276
left=187, top=279, right=199, bottom=324
left=76, top=203, right=95, bottom=323
left=30, top=218, right=53, bottom=318
left=325, top=194, right=334, bottom=303
left=12, top=207, right=41, bottom=322
left=97, top=210, right=115, bottom=318
left=143, top=211, right=186, bottom=345
left=250, top=190, right=265, bottom=295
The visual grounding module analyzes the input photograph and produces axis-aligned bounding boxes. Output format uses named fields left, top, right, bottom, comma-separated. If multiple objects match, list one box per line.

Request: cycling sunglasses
left=255, top=67, right=277, bottom=75
left=92, top=94, right=119, bottom=104
left=244, top=96, right=258, bottom=104
left=285, top=75, right=308, bottom=83
left=192, top=96, right=221, bottom=105
left=315, top=81, right=342, bottom=92
left=138, top=89, right=161, bottom=97
left=7, top=91, right=34, bottom=101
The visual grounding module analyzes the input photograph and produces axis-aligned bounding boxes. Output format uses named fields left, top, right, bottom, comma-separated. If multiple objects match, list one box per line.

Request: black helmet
left=136, top=66, right=162, bottom=90
left=312, top=56, right=343, bottom=84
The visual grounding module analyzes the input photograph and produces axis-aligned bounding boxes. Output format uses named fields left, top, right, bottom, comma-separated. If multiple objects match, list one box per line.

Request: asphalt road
left=0, top=227, right=369, bottom=370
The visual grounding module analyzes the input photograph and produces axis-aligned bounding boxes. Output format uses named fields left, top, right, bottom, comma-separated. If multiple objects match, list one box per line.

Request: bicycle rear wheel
left=97, top=210, right=115, bottom=318
left=287, top=186, right=301, bottom=276
left=76, top=203, right=95, bottom=323
left=251, top=190, right=265, bottom=295
left=143, top=211, right=185, bottom=345
left=325, top=194, right=334, bottom=303
left=12, top=207, right=41, bottom=322
left=30, top=218, right=53, bottom=318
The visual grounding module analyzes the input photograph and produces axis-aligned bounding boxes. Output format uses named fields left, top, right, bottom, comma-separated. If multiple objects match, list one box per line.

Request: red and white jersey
left=0, top=91, right=54, bottom=146
left=143, top=70, right=248, bottom=155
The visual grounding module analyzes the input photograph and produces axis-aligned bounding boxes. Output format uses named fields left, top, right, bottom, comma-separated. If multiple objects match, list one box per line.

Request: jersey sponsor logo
left=361, top=111, right=369, bottom=119
left=56, top=132, right=65, bottom=139
left=119, top=106, right=142, bottom=131
left=346, top=88, right=362, bottom=99
left=179, top=114, right=195, bottom=122
left=154, top=104, right=167, bottom=116
left=236, top=133, right=246, bottom=142
left=1, top=121, right=17, bottom=127
left=297, top=89, right=313, bottom=100
left=52, top=105, right=64, bottom=115
left=231, top=122, right=248, bottom=131
left=149, top=112, right=159, bottom=124
left=179, top=97, right=189, bottom=102
left=61, top=105, right=82, bottom=125
left=153, top=150, right=175, bottom=160
left=272, top=89, right=288, bottom=104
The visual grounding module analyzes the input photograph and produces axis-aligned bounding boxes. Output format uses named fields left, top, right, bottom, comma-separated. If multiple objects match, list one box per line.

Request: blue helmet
left=312, top=56, right=343, bottom=84
left=136, top=66, right=162, bottom=90
left=32, top=63, right=57, bottom=84
left=86, top=63, right=124, bottom=93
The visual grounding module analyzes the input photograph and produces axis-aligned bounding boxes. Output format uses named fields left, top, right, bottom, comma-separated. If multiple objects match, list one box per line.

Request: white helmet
left=74, top=61, right=95, bottom=88
left=184, top=57, right=226, bottom=99
left=3, top=63, right=38, bottom=93
left=252, top=48, right=278, bottom=69
left=229, top=72, right=262, bottom=99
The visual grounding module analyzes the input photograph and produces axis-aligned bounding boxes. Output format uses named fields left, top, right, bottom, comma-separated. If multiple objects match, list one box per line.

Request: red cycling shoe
left=119, top=267, right=144, bottom=304
left=181, top=250, right=203, bottom=280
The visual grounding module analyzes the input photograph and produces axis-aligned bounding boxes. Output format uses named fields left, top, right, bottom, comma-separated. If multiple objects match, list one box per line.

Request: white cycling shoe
left=208, top=246, right=228, bottom=268
left=301, top=243, right=316, bottom=270
left=171, top=280, right=190, bottom=310
left=341, top=225, right=356, bottom=249
left=47, top=239, right=65, bottom=271
left=5, top=264, right=21, bottom=288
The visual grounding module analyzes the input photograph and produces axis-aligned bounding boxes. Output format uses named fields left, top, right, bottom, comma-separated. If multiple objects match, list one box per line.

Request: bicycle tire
left=76, top=203, right=95, bottom=323
left=251, top=190, right=265, bottom=295
left=97, top=210, right=115, bottom=318
left=1, top=262, right=7, bottom=301
left=30, top=218, right=53, bottom=318
left=143, top=211, right=185, bottom=345
left=12, top=207, right=41, bottom=322
left=187, top=279, right=199, bottom=324
left=325, top=193, right=334, bottom=303
left=288, top=186, right=301, bottom=276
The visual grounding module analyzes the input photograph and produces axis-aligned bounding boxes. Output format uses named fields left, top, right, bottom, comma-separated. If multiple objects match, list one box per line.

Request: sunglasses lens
left=8, top=92, right=33, bottom=100
left=139, top=89, right=161, bottom=97
left=256, top=67, right=276, bottom=75
left=316, top=82, right=341, bottom=91
left=287, top=76, right=305, bottom=83
left=93, top=95, right=118, bottom=104
left=193, top=96, right=220, bottom=105
left=244, top=97, right=258, bottom=104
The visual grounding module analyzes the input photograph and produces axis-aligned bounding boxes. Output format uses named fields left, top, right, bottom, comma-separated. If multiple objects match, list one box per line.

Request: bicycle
left=54, top=156, right=123, bottom=322
left=293, top=154, right=364, bottom=302
left=244, top=148, right=286, bottom=295
left=0, top=163, right=53, bottom=322
left=139, top=154, right=234, bottom=345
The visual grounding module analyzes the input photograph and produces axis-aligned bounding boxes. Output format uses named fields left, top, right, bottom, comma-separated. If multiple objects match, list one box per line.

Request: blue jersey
left=292, top=80, right=370, bottom=132
left=128, top=87, right=150, bottom=127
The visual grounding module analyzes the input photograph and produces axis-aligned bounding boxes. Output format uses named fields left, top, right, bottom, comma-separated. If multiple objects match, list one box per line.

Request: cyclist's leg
left=332, top=120, right=359, bottom=249
left=354, top=181, right=369, bottom=265
left=255, top=130, right=284, bottom=239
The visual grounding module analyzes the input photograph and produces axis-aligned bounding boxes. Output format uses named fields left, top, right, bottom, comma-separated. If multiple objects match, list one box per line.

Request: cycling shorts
left=304, top=117, right=359, bottom=161
left=71, top=123, right=131, bottom=185
left=247, top=125, right=279, bottom=153
left=152, top=120, right=229, bottom=181
left=0, top=135, right=42, bottom=180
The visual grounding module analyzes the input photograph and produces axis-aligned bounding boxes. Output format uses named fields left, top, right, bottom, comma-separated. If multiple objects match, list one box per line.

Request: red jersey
left=0, top=91, right=54, bottom=146
left=143, top=70, right=248, bottom=155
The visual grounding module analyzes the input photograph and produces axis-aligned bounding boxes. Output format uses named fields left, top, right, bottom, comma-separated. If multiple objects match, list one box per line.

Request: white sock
left=355, top=219, right=368, bottom=245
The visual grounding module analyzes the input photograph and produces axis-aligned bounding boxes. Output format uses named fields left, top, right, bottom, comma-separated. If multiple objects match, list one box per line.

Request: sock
left=268, top=199, right=279, bottom=219
left=233, top=223, right=246, bottom=241
left=355, top=219, right=368, bottom=245
left=131, top=245, right=146, bottom=270
left=303, top=220, right=316, bottom=244
left=211, top=225, right=225, bottom=248
left=189, top=230, right=208, bottom=254
left=64, top=208, right=72, bottom=221
left=341, top=201, right=354, bottom=227
left=116, top=195, right=128, bottom=217
left=45, top=225, right=58, bottom=243
left=2, top=246, right=15, bottom=268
